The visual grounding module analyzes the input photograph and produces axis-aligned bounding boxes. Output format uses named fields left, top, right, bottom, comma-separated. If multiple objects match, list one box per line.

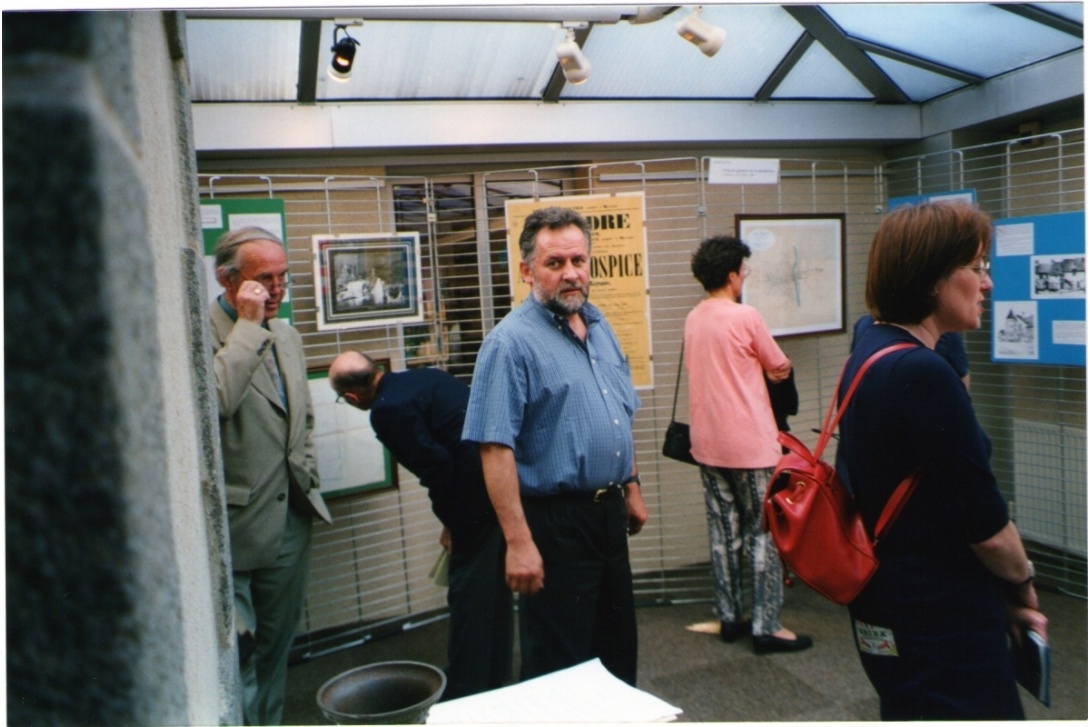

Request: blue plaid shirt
left=463, top=296, right=640, bottom=496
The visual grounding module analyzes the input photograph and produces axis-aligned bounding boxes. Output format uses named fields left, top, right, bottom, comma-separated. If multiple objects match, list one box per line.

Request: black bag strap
left=670, top=341, right=685, bottom=422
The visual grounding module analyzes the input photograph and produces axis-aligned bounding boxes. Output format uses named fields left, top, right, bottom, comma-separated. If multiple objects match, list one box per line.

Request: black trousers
left=850, top=554, right=1024, bottom=720
left=519, top=489, right=638, bottom=686
left=854, top=616, right=1024, bottom=720
left=443, top=516, right=514, bottom=700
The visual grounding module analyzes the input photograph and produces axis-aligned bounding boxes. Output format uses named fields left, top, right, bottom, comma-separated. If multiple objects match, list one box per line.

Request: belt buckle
left=593, top=487, right=609, bottom=503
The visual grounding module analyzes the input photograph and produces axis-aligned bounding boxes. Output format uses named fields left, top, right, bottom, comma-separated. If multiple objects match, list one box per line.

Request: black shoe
left=719, top=620, right=751, bottom=643
left=752, top=633, right=813, bottom=655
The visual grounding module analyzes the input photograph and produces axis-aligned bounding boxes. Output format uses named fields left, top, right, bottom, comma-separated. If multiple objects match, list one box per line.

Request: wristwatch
left=622, top=474, right=641, bottom=487
left=1010, top=560, right=1035, bottom=588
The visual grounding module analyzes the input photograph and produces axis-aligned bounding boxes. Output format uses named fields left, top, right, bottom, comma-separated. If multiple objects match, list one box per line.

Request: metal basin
left=316, top=661, right=447, bottom=725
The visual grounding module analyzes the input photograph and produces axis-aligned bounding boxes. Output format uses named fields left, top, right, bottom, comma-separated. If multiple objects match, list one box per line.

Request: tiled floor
left=285, top=585, right=1086, bottom=724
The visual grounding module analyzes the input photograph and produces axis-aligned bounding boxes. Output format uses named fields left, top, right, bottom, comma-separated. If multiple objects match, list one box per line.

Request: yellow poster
left=504, top=194, right=652, bottom=388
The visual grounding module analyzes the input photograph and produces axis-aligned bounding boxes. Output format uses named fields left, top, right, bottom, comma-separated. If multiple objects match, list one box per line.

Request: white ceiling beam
left=192, top=48, right=1082, bottom=154
left=921, top=50, right=1082, bottom=137
left=193, top=100, right=923, bottom=152
left=184, top=6, right=651, bottom=23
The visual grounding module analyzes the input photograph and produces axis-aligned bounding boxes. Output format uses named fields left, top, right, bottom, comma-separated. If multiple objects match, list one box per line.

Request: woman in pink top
left=684, top=235, right=813, bottom=655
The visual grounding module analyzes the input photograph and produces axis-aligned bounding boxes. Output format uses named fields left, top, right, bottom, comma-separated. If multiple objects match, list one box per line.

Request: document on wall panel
left=505, top=194, right=653, bottom=388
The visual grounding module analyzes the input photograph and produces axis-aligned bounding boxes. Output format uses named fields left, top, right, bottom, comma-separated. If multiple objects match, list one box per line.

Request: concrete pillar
left=4, top=11, right=238, bottom=724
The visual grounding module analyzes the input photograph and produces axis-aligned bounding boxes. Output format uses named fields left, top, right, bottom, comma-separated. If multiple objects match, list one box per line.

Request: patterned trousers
left=699, top=465, right=784, bottom=635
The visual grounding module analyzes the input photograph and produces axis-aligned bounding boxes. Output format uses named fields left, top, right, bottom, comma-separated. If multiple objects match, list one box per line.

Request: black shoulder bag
left=662, top=341, right=699, bottom=465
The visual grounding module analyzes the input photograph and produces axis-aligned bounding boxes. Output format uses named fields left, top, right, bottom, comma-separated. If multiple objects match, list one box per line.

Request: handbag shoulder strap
left=813, top=342, right=917, bottom=459
left=815, top=340, right=921, bottom=543
left=873, top=470, right=919, bottom=542
left=670, top=341, right=685, bottom=421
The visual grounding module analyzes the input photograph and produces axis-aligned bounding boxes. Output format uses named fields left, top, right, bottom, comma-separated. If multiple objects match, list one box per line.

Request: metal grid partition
left=198, top=134, right=1084, bottom=659
left=885, top=127, right=1087, bottom=598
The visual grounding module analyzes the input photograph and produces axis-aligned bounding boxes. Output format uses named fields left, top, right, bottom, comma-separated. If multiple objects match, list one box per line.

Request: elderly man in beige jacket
left=209, top=226, right=332, bottom=725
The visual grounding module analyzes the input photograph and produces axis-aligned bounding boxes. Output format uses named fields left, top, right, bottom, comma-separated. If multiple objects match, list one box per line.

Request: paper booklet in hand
left=1013, top=628, right=1051, bottom=707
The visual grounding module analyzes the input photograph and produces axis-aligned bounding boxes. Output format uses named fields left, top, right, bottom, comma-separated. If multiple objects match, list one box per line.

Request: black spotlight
left=328, top=25, right=360, bottom=82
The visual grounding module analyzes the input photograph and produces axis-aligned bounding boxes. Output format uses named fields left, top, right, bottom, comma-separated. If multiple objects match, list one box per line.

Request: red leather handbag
left=762, top=343, right=918, bottom=605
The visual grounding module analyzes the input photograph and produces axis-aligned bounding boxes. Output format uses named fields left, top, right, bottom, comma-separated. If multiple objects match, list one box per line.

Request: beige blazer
left=210, top=302, right=333, bottom=572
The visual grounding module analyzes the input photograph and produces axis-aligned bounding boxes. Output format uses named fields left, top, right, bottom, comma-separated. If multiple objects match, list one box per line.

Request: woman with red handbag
left=684, top=235, right=813, bottom=655
left=836, top=201, right=1047, bottom=719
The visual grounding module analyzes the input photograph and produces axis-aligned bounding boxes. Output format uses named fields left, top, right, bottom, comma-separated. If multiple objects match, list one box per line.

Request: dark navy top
left=371, top=368, right=492, bottom=530
left=835, top=323, right=1010, bottom=629
left=852, top=314, right=969, bottom=379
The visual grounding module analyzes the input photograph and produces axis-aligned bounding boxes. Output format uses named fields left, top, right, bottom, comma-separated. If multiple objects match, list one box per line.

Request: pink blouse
left=684, top=297, right=788, bottom=469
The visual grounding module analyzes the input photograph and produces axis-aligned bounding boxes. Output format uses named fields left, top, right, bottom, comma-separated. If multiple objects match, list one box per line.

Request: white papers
left=427, top=658, right=682, bottom=724
left=1053, top=319, right=1086, bottom=345
left=200, top=204, right=223, bottom=229
left=707, top=157, right=780, bottom=185
left=429, top=548, right=450, bottom=587
left=995, top=222, right=1035, bottom=256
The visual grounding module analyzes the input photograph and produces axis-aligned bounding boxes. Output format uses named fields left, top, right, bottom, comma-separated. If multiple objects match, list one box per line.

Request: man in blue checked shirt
left=463, top=206, right=649, bottom=687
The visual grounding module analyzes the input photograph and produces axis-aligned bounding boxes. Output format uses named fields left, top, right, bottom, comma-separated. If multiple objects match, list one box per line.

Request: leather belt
left=555, top=484, right=624, bottom=503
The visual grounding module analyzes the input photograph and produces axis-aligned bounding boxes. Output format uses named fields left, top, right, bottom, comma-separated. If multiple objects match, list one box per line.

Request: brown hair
left=518, top=206, right=592, bottom=264
left=865, top=202, right=992, bottom=324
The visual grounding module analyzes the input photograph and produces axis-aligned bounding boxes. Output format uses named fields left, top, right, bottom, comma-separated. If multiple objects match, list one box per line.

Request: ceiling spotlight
left=676, top=7, right=726, bottom=58
left=328, top=23, right=361, bottom=82
left=556, top=27, right=591, bottom=85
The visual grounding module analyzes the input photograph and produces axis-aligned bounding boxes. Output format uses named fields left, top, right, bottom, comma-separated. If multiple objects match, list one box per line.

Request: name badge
left=855, top=620, right=898, bottom=657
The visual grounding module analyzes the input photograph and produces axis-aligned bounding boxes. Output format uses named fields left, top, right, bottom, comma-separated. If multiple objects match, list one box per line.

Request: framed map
left=736, top=214, right=845, bottom=337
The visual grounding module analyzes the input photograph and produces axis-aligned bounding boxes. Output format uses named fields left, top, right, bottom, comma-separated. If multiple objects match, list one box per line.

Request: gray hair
left=213, top=226, right=283, bottom=277
left=517, top=206, right=592, bottom=263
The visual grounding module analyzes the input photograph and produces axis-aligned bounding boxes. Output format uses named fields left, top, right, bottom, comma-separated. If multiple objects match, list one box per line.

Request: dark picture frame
left=735, top=213, right=846, bottom=337
left=313, top=232, right=424, bottom=331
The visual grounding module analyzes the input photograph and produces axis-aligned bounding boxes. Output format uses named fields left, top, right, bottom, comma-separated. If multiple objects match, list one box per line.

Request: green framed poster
left=201, top=197, right=292, bottom=322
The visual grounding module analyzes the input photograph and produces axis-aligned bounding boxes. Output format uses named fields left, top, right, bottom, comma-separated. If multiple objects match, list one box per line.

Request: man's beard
left=536, top=281, right=590, bottom=316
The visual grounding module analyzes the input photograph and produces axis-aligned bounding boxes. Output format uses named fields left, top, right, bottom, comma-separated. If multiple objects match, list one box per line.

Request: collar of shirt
left=218, top=294, right=239, bottom=322
left=524, top=295, right=603, bottom=338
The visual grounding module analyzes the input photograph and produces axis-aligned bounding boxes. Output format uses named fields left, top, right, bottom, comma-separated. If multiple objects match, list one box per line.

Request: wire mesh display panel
left=885, top=127, right=1086, bottom=597
left=198, top=128, right=1085, bottom=659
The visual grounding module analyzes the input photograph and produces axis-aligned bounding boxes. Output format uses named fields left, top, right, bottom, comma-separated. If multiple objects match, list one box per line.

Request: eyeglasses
left=963, top=259, right=991, bottom=278
left=741, top=264, right=752, bottom=277
left=250, top=272, right=293, bottom=290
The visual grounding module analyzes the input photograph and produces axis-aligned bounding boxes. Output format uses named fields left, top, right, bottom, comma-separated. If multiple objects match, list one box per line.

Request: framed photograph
left=313, top=232, right=424, bottom=331
left=735, top=214, right=845, bottom=337
left=308, top=363, right=397, bottom=498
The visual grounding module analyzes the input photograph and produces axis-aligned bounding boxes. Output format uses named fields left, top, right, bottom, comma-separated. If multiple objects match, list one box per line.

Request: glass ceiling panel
left=184, top=4, right=1080, bottom=106
left=188, top=19, right=300, bottom=102
left=563, top=5, right=803, bottom=99
left=869, top=54, right=966, bottom=103
left=317, top=20, right=558, bottom=100
left=823, top=4, right=1082, bottom=78
left=773, top=42, right=872, bottom=99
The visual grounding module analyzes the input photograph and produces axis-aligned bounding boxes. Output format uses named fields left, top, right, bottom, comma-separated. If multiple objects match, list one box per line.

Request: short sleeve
left=462, top=331, right=526, bottom=448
